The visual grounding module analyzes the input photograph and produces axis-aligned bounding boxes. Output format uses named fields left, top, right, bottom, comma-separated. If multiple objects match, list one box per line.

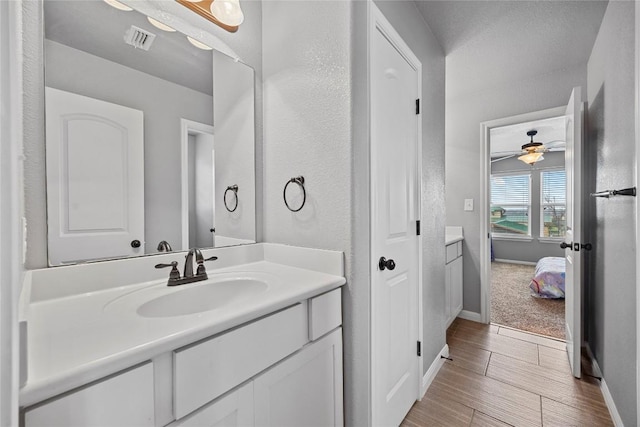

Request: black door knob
left=131, top=239, right=141, bottom=248
left=581, top=243, right=593, bottom=251
left=379, top=257, right=396, bottom=271
left=560, top=242, right=572, bottom=250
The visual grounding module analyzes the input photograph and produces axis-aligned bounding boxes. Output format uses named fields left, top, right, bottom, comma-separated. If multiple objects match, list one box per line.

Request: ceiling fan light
left=518, top=152, right=544, bottom=165
left=210, top=0, right=244, bottom=26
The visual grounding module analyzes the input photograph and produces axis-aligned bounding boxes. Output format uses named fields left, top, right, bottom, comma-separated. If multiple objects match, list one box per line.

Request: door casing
left=479, top=106, right=566, bottom=324
left=180, top=119, right=215, bottom=251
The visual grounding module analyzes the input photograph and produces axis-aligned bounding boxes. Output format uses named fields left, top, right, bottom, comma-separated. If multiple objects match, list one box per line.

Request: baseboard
left=420, top=344, right=449, bottom=398
left=601, top=378, right=624, bottom=426
left=586, top=345, right=623, bottom=426
left=458, top=310, right=482, bottom=322
left=494, top=258, right=537, bottom=266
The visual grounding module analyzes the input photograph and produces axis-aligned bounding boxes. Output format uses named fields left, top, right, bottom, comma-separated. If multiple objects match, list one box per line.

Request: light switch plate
left=464, top=199, right=474, bottom=211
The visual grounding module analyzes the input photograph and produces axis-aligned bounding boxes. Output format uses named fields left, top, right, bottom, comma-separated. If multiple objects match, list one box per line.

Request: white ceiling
left=44, top=0, right=213, bottom=95
left=490, top=115, right=565, bottom=157
left=415, top=0, right=608, bottom=99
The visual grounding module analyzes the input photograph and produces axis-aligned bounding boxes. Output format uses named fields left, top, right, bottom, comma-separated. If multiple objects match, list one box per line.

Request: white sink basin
left=137, top=278, right=268, bottom=318
left=103, top=272, right=278, bottom=318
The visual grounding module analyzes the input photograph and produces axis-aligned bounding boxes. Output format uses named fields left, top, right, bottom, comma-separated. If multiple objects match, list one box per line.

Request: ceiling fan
left=518, top=130, right=545, bottom=165
left=491, top=129, right=565, bottom=165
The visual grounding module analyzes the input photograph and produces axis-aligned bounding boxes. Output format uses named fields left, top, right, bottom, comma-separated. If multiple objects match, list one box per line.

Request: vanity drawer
left=174, top=304, right=308, bottom=419
left=309, top=288, right=342, bottom=341
left=24, top=363, right=154, bottom=427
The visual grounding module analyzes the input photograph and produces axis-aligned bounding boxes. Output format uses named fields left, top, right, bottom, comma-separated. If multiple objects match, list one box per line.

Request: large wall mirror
left=43, top=0, right=256, bottom=265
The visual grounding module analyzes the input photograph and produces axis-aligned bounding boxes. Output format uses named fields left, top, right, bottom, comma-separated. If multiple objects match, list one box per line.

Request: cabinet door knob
left=131, top=239, right=141, bottom=248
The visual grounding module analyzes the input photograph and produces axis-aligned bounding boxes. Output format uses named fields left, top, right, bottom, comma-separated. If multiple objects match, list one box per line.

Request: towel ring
left=283, top=176, right=306, bottom=212
left=224, top=185, right=239, bottom=212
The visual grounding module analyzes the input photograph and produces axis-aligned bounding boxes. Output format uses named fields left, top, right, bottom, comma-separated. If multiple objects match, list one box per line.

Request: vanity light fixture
left=175, top=0, right=243, bottom=33
left=104, top=0, right=133, bottom=11
left=147, top=16, right=177, bottom=32
left=210, top=0, right=244, bottom=26
left=187, top=36, right=213, bottom=50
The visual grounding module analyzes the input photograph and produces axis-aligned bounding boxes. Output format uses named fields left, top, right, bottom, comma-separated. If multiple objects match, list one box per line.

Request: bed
left=529, top=256, right=566, bottom=299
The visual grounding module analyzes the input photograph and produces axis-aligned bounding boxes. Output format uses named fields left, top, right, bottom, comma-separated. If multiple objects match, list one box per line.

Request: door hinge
left=415, top=99, right=420, bottom=115
left=417, top=341, right=422, bottom=356
left=416, top=220, right=421, bottom=236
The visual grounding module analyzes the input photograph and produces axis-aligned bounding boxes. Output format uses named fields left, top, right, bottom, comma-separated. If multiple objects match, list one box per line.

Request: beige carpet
left=491, top=262, right=565, bottom=340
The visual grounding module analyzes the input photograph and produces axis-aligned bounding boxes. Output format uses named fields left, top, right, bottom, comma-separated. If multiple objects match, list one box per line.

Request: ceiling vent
left=124, top=25, right=156, bottom=51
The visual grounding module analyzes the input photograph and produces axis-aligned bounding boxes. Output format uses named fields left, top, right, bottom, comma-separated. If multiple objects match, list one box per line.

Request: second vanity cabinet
left=445, top=240, right=463, bottom=328
left=23, top=289, right=344, bottom=427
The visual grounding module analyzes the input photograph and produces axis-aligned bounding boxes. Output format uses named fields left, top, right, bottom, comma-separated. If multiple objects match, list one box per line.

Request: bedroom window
left=540, top=169, right=566, bottom=238
left=490, top=172, right=531, bottom=237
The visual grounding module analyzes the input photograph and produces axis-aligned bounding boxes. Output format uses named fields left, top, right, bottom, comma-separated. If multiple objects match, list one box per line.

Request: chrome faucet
left=155, top=248, right=218, bottom=286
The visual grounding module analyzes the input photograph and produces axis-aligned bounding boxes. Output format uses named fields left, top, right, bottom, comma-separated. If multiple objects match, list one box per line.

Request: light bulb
left=147, top=17, right=176, bottom=32
left=210, top=0, right=244, bottom=26
left=104, top=0, right=133, bottom=11
left=187, top=36, right=213, bottom=50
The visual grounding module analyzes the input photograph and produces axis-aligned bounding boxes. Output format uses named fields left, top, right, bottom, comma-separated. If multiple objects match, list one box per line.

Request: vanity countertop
left=445, top=226, right=464, bottom=246
left=19, top=244, right=346, bottom=407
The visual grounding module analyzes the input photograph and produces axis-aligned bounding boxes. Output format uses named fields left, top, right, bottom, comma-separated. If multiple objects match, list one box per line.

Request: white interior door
left=45, top=87, right=144, bottom=265
left=563, top=87, right=583, bottom=378
left=371, top=6, right=421, bottom=426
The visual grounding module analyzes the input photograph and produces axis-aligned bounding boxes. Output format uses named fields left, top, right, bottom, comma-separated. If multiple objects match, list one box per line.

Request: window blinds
left=490, top=173, right=531, bottom=236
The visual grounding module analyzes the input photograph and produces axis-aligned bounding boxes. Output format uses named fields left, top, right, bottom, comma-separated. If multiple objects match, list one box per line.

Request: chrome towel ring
left=284, top=176, right=306, bottom=212
left=224, top=185, right=239, bottom=212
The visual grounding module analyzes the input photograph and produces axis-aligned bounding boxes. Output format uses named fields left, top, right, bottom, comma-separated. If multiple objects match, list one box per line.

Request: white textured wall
left=262, top=0, right=357, bottom=421
left=585, top=1, right=637, bottom=424
left=445, top=64, right=587, bottom=313
left=262, top=1, right=351, bottom=252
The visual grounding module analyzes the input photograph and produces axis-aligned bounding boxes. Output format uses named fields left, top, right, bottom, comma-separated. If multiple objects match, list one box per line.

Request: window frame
left=539, top=168, right=567, bottom=240
left=490, top=171, right=532, bottom=238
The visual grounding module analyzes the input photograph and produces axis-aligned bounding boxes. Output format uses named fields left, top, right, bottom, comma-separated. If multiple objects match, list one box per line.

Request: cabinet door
left=254, top=329, right=343, bottom=427
left=445, top=262, right=452, bottom=327
left=24, top=363, right=154, bottom=427
left=450, top=256, right=463, bottom=319
left=173, top=382, right=253, bottom=427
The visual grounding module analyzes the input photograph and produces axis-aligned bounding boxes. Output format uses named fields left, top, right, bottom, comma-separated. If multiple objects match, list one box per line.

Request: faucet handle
left=196, top=256, right=218, bottom=276
left=155, top=261, right=180, bottom=280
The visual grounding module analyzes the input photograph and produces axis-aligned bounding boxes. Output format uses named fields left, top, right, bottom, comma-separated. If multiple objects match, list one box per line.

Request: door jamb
left=180, top=119, right=215, bottom=251
left=479, top=106, right=566, bottom=324
left=635, top=3, right=640, bottom=424
left=369, top=4, right=423, bottom=423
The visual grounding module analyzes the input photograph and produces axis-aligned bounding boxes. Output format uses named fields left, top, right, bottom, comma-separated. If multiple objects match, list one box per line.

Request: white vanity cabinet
left=23, top=288, right=344, bottom=427
left=445, top=240, right=463, bottom=328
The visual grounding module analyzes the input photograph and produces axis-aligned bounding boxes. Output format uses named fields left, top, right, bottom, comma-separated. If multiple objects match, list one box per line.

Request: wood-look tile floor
left=401, top=319, right=613, bottom=427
